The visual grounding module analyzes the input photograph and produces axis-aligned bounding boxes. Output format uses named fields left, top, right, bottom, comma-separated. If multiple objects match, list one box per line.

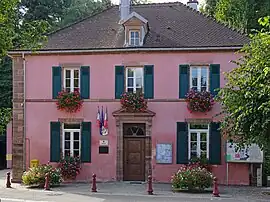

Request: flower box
left=120, top=92, right=147, bottom=112
left=186, top=89, right=215, bottom=113
left=56, top=90, right=83, bottom=113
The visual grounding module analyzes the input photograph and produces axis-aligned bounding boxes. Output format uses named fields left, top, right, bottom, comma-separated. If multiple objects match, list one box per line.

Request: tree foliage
left=217, top=16, right=270, bottom=148
left=58, top=0, right=111, bottom=28
left=0, top=108, right=12, bottom=134
left=20, top=0, right=72, bottom=29
left=214, top=0, right=270, bottom=33
left=200, top=0, right=218, bottom=17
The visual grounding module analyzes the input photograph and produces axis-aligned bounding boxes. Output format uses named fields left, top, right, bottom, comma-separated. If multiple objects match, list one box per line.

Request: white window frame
left=125, top=67, right=144, bottom=93
left=129, top=30, right=140, bottom=46
left=188, top=124, right=210, bottom=159
left=190, top=66, right=209, bottom=92
left=63, top=68, right=80, bottom=92
left=62, top=124, right=81, bottom=157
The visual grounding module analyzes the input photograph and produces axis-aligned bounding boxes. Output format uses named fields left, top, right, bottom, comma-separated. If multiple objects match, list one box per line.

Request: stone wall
left=12, top=56, right=25, bottom=182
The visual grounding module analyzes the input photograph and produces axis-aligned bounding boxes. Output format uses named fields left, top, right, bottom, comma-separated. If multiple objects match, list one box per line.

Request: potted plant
left=120, top=92, right=147, bottom=112
left=189, top=156, right=212, bottom=172
left=56, top=89, right=83, bottom=113
left=22, top=163, right=62, bottom=188
left=171, top=164, right=214, bottom=192
left=57, top=156, right=81, bottom=181
left=186, top=89, right=215, bottom=113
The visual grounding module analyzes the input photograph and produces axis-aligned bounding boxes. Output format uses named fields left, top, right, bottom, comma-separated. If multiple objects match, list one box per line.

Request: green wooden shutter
left=210, top=64, right=220, bottom=96
left=144, top=65, right=154, bottom=99
left=80, top=66, right=90, bottom=99
left=176, top=122, right=188, bottom=164
left=115, top=66, right=125, bottom=99
left=81, top=122, right=91, bottom=162
left=209, top=122, right=221, bottom=165
left=50, top=122, right=61, bottom=162
left=52, top=66, right=62, bottom=99
left=179, top=64, right=189, bottom=99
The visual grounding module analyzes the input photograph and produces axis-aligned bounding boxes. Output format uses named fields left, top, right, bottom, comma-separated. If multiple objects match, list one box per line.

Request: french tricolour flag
left=104, top=107, right=108, bottom=129
left=96, top=106, right=100, bottom=127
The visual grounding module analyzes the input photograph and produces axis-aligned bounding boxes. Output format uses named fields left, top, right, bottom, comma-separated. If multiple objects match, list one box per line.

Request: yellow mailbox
left=30, top=159, right=39, bottom=168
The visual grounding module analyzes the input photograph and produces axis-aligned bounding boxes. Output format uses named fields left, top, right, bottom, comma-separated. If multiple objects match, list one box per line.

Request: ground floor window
left=188, top=123, right=209, bottom=159
left=62, top=123, right=81, bottom=157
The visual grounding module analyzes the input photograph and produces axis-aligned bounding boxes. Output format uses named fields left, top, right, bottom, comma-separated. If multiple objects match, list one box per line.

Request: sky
left=111, top=0, right=205, bottom=5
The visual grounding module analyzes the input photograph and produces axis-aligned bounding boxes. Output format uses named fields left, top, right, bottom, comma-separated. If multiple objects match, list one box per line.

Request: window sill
left=25, top=98, right=188, bottom=102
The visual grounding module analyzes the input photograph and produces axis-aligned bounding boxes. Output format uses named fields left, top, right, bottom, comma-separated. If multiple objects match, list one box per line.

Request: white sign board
left=99, top=140, right=109, bottom=146
left=226, top=142, right=263, bottom=163
left=156, top=143, right=172, bottom=164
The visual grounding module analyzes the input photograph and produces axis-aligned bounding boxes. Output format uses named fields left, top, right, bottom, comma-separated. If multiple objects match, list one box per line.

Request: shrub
left=171, top=164, right=214, bottom=191
left=57, top=156, right=81, bottom=180
left=186, top=89, right=214, bottom=113
left=22, top=164, right=62, bottom=187
left=120, top=92, right=147, bottom=112
left=56, top=89, right=83, bottom=113
left=189, top=156, right=212, bottom=172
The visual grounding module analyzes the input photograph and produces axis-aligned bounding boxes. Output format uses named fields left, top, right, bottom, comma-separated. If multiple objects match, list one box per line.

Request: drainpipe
left=22, top=53, right=26, bottom=172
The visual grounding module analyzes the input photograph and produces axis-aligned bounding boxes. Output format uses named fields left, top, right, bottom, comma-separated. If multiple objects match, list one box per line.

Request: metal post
left=91, top=174, right=97, bottom=192
left=6, top=172, right=11, bottom=188
left=147, top=175, right=153, bottom=195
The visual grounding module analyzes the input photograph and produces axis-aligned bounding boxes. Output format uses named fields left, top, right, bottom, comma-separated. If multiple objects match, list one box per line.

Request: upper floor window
left=62, top=123, right=81, bottom=157
left=64, top=68, right=80, bottom=92
left=190, top=66, right=209, bottom=92
left=129, top=30, right=140, bottom=46
left=126, top=67, right=143, bottom=93
left=188, top=123, right=209, bottom=160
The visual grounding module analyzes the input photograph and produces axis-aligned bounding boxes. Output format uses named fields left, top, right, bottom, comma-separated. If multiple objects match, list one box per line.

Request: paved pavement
left=0, top=169, right=270, bottom=202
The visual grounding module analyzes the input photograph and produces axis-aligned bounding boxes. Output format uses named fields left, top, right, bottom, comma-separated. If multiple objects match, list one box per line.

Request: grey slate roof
left=44, top=2, right=249, bottom=50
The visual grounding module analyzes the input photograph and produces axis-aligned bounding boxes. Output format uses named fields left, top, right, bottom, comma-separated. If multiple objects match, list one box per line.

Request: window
left=190, top=66, right=209, bottom=92
left=129, top=31, right=140, bottom=46
left=126, top=67, right=143, bottom=93
left=188, top=123, right=209, bottom=159
left=64, top=68, right=80, bottom=92
left=62, top=123, right=81, bottom=157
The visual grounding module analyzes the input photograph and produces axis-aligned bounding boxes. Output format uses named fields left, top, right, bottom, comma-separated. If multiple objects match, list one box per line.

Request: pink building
left=9, top=1, right=251, bottom=184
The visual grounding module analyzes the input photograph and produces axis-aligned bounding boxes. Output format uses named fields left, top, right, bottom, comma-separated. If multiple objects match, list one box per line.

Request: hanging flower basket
left=120, top=92, right=147, bottom=112
left=56, top=90, right=83, bottom=113
left=186, top=89, right=214, bottom=113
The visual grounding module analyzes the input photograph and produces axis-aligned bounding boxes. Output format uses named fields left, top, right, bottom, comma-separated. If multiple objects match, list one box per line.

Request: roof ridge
left=47, top=5, right=118, bottom=36
left=131, top=1, right=182, bottom=7
left=172, top=2, right=248, bottom=37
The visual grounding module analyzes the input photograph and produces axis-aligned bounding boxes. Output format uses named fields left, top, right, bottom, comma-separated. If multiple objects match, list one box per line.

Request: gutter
left=8, top=46, right=243, bottom=55
left=22, top=53, right=26, bottom=172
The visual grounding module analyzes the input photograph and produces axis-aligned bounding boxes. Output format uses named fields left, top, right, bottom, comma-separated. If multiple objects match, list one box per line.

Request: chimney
left=187, top=0, right=199, bottom=11
left=120, top=0, right=130, bottom=21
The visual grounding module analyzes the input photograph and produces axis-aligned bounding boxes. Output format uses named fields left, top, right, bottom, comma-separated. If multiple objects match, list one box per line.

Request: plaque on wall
left=156, top=143, right=173, bottom=164
left=99, top=146, right=109, bottom=154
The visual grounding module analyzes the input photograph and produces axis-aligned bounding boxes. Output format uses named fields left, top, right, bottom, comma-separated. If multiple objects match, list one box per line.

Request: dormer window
left=129, top=30, right=140, bottom=46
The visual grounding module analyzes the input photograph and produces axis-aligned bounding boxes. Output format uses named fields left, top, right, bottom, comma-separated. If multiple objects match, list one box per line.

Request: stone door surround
left=112, top=109, right=155, bottom=181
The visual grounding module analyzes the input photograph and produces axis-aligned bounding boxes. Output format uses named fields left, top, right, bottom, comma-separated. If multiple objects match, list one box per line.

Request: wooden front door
left=123, top=123, right=145, bottom=181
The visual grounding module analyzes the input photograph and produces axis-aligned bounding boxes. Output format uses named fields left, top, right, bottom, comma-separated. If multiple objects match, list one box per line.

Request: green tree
left=0, top=57, right=12, bottom=108
left=20, top=0, right=72, bottom=29
left=0, top=0, right=50, bottom=132
left=58, top=0, right=112, bottom=28
left=201, top=0, right=219, bottom=17
left=0, top=108, right=12, bottom=134
left=215, top=0, right=270, bottom=33
left=217, top=16, right=270, bottom=148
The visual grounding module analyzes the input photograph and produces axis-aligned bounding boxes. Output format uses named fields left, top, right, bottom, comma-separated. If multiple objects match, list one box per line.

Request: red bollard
left=44, top=173, right=50, bottom=190
left=212, top=177, right=220, bottom=197
left=147, top=175, right=153, bottom=195
left=6, top=172, right=11, bottom=188
left=91, top=174, right=97, bottom=192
